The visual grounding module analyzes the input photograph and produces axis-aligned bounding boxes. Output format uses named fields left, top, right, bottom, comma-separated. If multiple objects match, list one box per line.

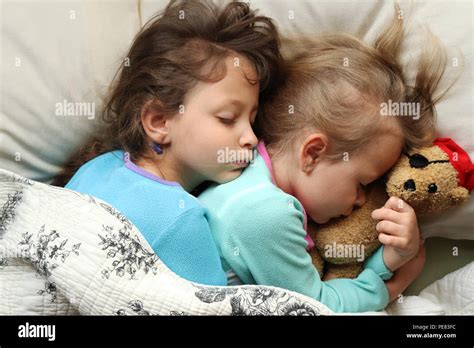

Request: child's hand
left=386, top=241, right=426, bottom=303
left=371, top=197, right=421, bottom=271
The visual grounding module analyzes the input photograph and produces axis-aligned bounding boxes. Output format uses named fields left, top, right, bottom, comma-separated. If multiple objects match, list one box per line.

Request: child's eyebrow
left=226, top=99, right=258, bottom=113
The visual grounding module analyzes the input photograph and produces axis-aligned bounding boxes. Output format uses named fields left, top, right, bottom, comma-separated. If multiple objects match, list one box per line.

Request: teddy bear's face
left=385, top=146, right=469, bottom=215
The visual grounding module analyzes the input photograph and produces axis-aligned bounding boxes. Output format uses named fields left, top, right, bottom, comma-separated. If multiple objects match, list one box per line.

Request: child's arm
left=386, top=241, right=426, bottom=302
left=151, top=207, right=227, bottom=286
left=220, top=197, right=393, bottom=313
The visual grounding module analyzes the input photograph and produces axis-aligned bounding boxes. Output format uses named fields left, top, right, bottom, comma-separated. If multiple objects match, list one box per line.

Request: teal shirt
left=65, top=150, right=227, bottom=286
left=199, top=142, right=393, bottom=312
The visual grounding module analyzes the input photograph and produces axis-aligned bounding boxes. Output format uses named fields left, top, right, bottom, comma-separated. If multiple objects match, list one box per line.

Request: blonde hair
left=257, top=5, right=454, bottom=160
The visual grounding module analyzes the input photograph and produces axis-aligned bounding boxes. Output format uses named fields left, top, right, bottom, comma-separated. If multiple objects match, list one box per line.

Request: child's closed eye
left=217, top=116, right=236, bottom=126
left=359, top=180, right=374, bottom=190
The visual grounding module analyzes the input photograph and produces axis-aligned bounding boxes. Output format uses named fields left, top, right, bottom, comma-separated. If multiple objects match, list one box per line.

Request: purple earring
left=150, top=142, right=163, bottom=155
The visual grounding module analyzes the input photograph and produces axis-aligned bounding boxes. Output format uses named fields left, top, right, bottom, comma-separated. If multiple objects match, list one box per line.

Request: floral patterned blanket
left=0, top=169, right=333, bottom=316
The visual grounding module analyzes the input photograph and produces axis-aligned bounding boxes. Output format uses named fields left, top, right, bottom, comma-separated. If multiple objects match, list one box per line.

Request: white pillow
left=0, top=0, right=140, bottom=182
left=1, top=0, right=472, bottom=239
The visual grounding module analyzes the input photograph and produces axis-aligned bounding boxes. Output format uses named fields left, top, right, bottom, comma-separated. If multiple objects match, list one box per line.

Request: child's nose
left=240, top=126, right=258, bottom=149
left=354, top=190, right=366, bottom=207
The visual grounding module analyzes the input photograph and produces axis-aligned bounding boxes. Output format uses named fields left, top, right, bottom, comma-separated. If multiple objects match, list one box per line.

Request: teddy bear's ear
left=448, top=186, right=470, bottom=206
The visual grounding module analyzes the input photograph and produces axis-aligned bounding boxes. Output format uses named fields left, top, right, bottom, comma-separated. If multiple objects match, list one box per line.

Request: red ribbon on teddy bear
left=434, top=138, right=474, bottom=191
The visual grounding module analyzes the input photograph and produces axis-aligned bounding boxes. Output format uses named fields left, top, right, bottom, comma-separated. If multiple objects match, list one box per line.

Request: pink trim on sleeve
left=256, top=141, right=277, bottom=184
left=256, top=141, right=315, bottom=251
left=304, top=234, right=315, bottom=251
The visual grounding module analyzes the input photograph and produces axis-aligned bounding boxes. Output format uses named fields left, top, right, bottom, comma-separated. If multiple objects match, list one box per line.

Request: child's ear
left=140, top=101, right=172, bottom=145
left=299, top=133, right=329, bottom=173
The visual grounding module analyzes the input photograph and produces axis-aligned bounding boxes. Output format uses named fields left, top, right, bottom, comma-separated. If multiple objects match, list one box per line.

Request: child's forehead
left=201, top=54, right=259, bottom=88
left=183, top=55, right=259, bottom=100
left=354, top=133, right=404, bottom=174
left=224, top=54, right=259, bottom=81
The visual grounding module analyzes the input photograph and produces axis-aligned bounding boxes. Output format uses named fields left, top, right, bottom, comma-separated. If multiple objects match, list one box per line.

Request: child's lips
left=230, top=161, right=249, bottom=168
left=343, top=208, right=353, bottom=217
left=336, top=213, right=349, bottom=218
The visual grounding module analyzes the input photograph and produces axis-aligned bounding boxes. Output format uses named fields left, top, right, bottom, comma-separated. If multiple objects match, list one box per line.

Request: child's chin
left=215, top=169, right=243, bottom=184
left=312, top=215, right=330, bottom=224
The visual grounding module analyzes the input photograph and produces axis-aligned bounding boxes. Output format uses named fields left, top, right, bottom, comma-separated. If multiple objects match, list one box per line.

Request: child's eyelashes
left=359, top=179, right=375, bottom=189
left=216, top=110, right=257, bottom=127
left=217, top=116, right=236, bottom=126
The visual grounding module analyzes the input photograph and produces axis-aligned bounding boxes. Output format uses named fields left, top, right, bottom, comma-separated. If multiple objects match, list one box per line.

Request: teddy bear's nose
left=403, top=179, right=416, bottom=191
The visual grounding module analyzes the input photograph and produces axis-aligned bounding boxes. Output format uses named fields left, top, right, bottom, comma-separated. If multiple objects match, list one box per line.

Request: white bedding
left=1, top=0, right=472, bottom=241
left=0, top=168, right=333, bottom=316
left=1, top=168, right=473, bottom=315
left=373, top=261, right=474, bottom=315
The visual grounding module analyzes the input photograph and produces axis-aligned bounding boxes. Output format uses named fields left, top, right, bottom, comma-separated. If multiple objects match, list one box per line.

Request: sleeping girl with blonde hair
left=199, top=6, right=454, bottom=312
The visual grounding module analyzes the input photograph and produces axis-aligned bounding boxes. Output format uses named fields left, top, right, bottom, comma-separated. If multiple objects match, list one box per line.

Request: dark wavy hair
left=53, top=0, right=282, bottom=187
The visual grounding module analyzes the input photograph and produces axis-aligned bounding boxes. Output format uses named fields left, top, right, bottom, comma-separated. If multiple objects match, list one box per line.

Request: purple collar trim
left=123, top=152, right=182, bottom=187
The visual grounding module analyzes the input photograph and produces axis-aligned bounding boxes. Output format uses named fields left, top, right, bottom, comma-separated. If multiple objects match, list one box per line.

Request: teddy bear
left=308, top=138, right=474, bottom=280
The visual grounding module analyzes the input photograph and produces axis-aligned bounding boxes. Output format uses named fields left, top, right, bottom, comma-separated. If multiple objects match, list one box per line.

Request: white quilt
left=0, top=169, right=333, bottom=316
left=1, top=168, right=472, bottom=315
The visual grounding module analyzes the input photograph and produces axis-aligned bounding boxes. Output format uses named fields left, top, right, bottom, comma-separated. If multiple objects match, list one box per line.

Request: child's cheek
left=304, top=197, right=325, bottom=223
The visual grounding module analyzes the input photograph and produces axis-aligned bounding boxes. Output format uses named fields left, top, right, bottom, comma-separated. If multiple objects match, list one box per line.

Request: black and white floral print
left=99, top=202, right=133, bottom=231
left=194, top=286, right=239, bottom=303
left=99, top=224, right=159, bottom=280
left=61, top=190, right=160, bottom=280
left=17, top=225, right=80, bottom=303
left=194, top=285, right=321, bottom=316
left=118, top=300, right=153, bottom=315
left=112, top=287, right=321, bottom=316
left=114, top=300, right=186, bottom=316
left=0, top=191, right=22, bottom=237
left=18, top=225, right=81, bottom=278
left=11, top=176, right=34, bottom=186
left=37, top=281, right=58, bottom=303
left=0, top=257, right=7, bottom=268
left=283, top=302, right=320, bottom=316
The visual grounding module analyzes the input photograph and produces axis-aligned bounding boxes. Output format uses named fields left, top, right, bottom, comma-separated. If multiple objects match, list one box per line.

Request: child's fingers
left=383, top=196, right=413, bottom=213
left=375, top=220, right=402, bottom=236
left=371, top=207, right=403, bottom=224
left=378, top=233, right=407, bottom=249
